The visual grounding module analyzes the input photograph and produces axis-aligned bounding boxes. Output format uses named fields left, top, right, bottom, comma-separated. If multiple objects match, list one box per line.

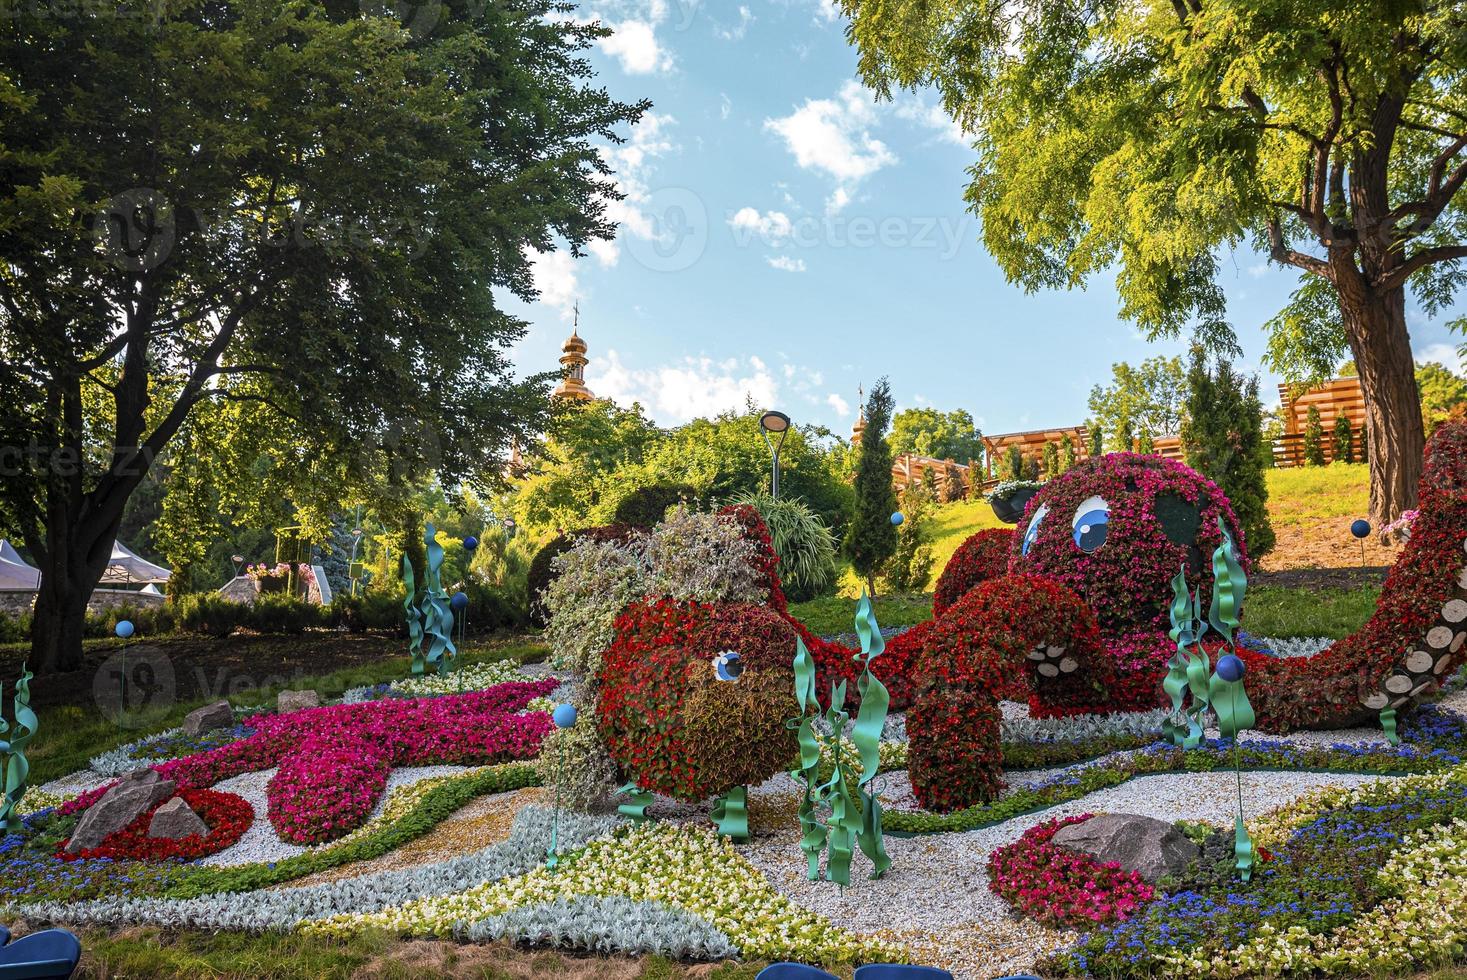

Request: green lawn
left=1264, top=462, right=1373, bottom=527
left=788, top=593, right=933, bottom=636
left=1242, top=584, right=1381, bottom=640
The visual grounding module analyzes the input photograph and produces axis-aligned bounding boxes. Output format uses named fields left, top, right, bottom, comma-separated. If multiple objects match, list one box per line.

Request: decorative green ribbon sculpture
left=616, top=781, right=654, bottom=824
left=401, top=523, right=457, bottom=677
left=0, top=663, right=37, bottom=832
left=787, top=593, right=892, bottom=886
left=1162, top=519, right=1257, bottom=881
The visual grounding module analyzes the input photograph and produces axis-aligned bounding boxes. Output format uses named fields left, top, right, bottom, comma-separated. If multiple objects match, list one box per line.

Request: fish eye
left=1022, top=504, right=1049, bottom=556
left=714, top=651, right=743, bottom=682
left=1072, top=496, right=1110, bottom=553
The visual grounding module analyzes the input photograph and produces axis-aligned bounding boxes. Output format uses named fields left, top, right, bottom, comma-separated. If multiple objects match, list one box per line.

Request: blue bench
left=755, top=965, right=839, bottom=980
left=0, top=929, right=81, bottom=980
left=758, top=964, right=1041, bottom=980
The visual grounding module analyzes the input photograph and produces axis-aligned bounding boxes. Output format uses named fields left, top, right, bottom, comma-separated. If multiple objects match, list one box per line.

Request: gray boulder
left=182, top=700, right=235, bottom=736
left=276, top=689, right=320, bottom=713
left=66, top=769, right=177, bottom=853
left=1052, top=812, right=1199, bottom=883
left=147, top=796, right=210, bottom=840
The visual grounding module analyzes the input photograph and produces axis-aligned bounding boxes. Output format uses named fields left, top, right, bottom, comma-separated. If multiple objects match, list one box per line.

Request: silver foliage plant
left=6, top=807, right=618, bottom=932
left=544, top=536, right=650, bottom=678
left=459, top=895, right=737, bottom=960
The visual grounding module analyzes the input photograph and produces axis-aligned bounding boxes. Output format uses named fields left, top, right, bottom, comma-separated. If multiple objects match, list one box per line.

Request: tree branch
left=1375, top=244, right=1467, bottom=291
left=1267, top=218, right=1333, bottom=277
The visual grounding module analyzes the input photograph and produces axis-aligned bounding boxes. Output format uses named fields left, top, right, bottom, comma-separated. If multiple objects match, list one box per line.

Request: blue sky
left=504, top=0, right=1467, bottom=437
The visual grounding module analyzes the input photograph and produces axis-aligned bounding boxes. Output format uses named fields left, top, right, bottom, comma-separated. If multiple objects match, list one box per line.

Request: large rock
left=276, top=689, right=320, bottom=713
left=147, top=796, right=209, bottom=840
left=1052, top=812, right=1199, bottom=883
left=66, top=769, right=177, bottom=853
left=183, top=700, right=235, bottom=736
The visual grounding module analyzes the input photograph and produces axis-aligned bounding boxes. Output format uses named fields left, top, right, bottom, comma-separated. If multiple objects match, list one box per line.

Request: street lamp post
left=759, top=410, right=791, bottom=499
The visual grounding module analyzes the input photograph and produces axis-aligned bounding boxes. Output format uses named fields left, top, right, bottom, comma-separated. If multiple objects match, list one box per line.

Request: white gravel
left=742, top=767, right=1397, bottom=979
left=197, top=765, right=472, bottom=867
left=37, top=771, right=111, bottom=798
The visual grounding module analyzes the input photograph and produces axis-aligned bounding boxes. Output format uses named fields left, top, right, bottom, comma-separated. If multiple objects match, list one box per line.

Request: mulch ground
left=1255, top=566, right=1390, bottom=591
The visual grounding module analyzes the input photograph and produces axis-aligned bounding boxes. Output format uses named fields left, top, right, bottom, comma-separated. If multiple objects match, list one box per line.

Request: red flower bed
left=62, top=679, right=556, bottom=844
left=59, top=788, right=253, bottom=862
left=597, top=598, right=799, bottom=800
left=909, top=575, right=1109, bottom=811
left=932, top=528, right=1014, bottom=617
left=988, top=814, right=1155, bottom=927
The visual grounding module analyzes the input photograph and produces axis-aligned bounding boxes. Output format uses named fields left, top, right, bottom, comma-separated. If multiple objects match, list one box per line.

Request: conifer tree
left=1303, top=405, right=1326, bottom=466
left=1332, top=414, right=1355, bottom=464
left=845, top=380, right=900, bottom=596
left=1181, top=351, right=1276, bottom=557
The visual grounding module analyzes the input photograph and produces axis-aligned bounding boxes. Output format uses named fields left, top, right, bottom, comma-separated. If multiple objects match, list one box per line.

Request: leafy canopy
left=889, top=407, right=984, bottom=462
left=1087, top=355, right=1187, bottom=450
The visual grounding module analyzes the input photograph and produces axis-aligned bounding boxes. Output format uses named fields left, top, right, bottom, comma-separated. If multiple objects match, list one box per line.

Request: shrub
left=176, top=594, right=247, bottom=637
left=597, top=599, right=799, bottom=800
left=0, top=611, right=27, bottom=643
left=244, top=593, right=320, bottom=634
left=644, top=506, right=766, bottom=604
left=612, top=483, right=698, bottom=528
left=1180, top=351, right=1276, bottom=557
left=85, top=602, right=177, bottom=639
left=1303, top=403, right=1326, bottom=465
left=845, top=379, right=899, bottom=594
left=932, top=528, right=1014, bottom=617
left=1003, top=443, right=1024, bottom=481
left=543, top=536, right=649, bottom=678
left=882, top=482, right=935, bottom=592
left=527, top=524, right=643, bottom=627
left=728, top=492, right=838, bottom=602
left=1042, top=439, right=1060, bottom=477
left=534, top=713, right=621, bottom=811
left=1333, top=412, right=1355, bottom=462
left=333, top=591, right=404, bottom=633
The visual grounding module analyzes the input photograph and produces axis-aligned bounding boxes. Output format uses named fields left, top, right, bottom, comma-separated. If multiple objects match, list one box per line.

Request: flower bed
left=59, top=789, right=252, bottom=862
left=988, top=814, right=1155, bottom=927
left=62, top=680, right=557, bottom=845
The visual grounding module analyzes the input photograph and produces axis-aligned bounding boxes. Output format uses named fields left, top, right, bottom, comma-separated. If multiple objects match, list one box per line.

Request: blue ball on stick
left=890, top=512, right=904, bottom=526
left=1350, top=519, right=1372, bottom=539
left=552, top=703, right=578, bottom=729
left=450, top=591, right=469, bottom=611
left=1216, top=653, right=1246, bottom=683
left=463, top=536, right=479, bottom=551
left=115, top=620, right=134, bottom=639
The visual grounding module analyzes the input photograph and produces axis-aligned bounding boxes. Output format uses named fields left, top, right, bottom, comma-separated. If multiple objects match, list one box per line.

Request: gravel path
left=742, top=768, right=1397, bottom=979
left=198, top=765, right=473, bottom=867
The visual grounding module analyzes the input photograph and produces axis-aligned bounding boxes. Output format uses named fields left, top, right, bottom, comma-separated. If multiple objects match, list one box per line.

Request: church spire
left=553, top=307, right=593, bottom=402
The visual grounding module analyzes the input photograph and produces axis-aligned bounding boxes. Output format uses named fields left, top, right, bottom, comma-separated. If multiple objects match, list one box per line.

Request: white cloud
left=599, top=19, right=673, bottom=74
left=593, top=350, right=781, bottom=424
left=716, top=5, right=754, bottom=40
left=825, top=186, right=851, bottom=215
left=1247, top=261, right=1271, bottom=278
left=1416, top=342, right=1466, bottom=373
left=720, top=93, right=733, bottom=120
left=809, top=0, right=841, bottom=23
left=729, top=207, right=794, bottom=244
left=587, top=238, right=619, bottom=267
left=826, top=393, right=850, bottom=416
left=892, top=97, right=969, bottom=147
left=528, top=248, right=579, bottom=318
left=765, top=81, right=896, bottom=183
left=766, top=254, right=807, bottom=272
left=598, top=112, right=681, bottom=261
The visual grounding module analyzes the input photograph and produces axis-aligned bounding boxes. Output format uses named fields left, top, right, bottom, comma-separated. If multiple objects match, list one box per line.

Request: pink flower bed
left=987, top=814, right=1156, bottom=927
left=64, top=679, right=557, bottom=845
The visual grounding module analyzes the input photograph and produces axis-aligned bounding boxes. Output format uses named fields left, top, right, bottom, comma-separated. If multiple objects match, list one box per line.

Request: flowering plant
left=58, top=788, right=253, bottom=862
left=932, top=528, right=1014, bottom=616
left=988, top=814, right=1155, bottom=927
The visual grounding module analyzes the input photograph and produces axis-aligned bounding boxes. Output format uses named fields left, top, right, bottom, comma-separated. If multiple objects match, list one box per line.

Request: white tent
left=0, top=539, right=39, bottom=590
left=141, top=583, right=164, bottom=596
left=99, top=540, right=171, bottom=586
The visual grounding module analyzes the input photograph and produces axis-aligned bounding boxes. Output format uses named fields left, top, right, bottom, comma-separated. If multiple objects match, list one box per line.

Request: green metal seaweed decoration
left=1162, top=518, right=1257, bottom=881
left=0, top=663, right=37, bottom=832
left=787, top=593, right=892, bottom=886
left=616, top=781, right=654, bottom=823
left=402, top=524, right=458, bottom=677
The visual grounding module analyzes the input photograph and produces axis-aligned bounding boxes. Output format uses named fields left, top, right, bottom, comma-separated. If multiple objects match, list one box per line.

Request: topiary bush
left=176, top=593, right=248, bottom=637
left=612, top=483, right=698, bottom=528
left=644, top=506, right=766, bottom=604
left=908, top=574, right=1109, bottom=811
left=543, top=536, right=649, bottom=678
left=728, top=492, right=838, bottom=602
left=932, top=528, right=1014, bottom=617
left=535, top=713, right=621, bottom=811
left=527, top=524, right=643, bottom=627
left=596, top=599, right=799, bottom=801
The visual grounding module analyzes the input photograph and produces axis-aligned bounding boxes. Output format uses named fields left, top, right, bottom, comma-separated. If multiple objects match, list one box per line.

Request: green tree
left=1180, top=352, right=1276, bottom=558
left=889, top=407, right=983, bottom=462
left=1088, top=423, right=1104, bottom=459
left=1416, top=360, right=1467, bottom=435
left=1002, top=444, right=1024, bottom=482
left=883, top=481, right=935, bottom=593
left=1332, top=414, right=1356, bottom=464
left=1042, top=439, right=1060, bottom=478
left=1303, top=406, right=1327, bottom=467
left=1087, top=357, right=1187, bottom=452
left=0, top=0, right=645, bottom=672
left=842, top=0, right=1465, bottom=527
left=1060, top=436, right=1077, bottom=473
left=845, top=380, right=899, bottom=596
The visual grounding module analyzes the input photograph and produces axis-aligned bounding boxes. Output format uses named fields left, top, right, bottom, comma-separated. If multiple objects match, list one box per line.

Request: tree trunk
left=1337, top=282, right=1424, bottom=531
left=29, top=569, right=90, bottom=675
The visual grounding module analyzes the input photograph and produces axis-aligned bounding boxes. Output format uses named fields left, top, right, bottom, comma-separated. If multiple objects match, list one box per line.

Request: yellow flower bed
left=307, top=821, right=906, bottom=965
left=1247, top=769, right=1463, bottom=849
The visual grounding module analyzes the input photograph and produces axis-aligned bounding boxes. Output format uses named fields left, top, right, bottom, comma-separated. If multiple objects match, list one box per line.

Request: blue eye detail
left=1022, top=504, right=1049, bottom=556
left=1072, top=496, right=1110, bottom=553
